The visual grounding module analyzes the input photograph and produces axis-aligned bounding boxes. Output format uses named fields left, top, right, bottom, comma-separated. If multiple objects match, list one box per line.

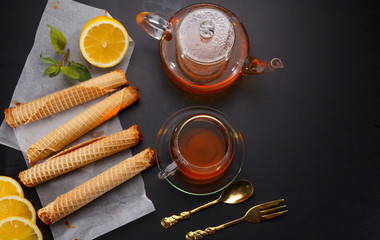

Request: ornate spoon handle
left=161, top=199, right=219, bottom=228
left=161, top=211, right=191, bottom=228
left=186, top=218, right=244, bottom=240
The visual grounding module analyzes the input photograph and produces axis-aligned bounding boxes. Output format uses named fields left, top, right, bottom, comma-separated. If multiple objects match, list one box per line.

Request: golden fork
left=186, top=199, right=288, bottom=240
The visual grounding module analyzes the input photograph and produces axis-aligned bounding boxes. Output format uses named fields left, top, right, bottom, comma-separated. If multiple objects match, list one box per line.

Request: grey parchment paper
left=0, top=0, right=155, bottom=239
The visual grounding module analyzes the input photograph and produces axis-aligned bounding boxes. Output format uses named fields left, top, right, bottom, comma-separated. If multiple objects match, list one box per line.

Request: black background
left=1, top=0, right=379, bottom=239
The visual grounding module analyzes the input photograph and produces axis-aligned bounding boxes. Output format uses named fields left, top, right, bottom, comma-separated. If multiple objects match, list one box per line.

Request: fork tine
left=260, top=205, right=287, bottom=215
left=256, top=199, right=284, bottom=210
left=262, top=210, right=288, bottom=221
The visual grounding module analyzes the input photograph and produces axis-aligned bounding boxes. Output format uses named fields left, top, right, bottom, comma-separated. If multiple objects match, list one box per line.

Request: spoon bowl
left=218, top=180, right=254, bottom=204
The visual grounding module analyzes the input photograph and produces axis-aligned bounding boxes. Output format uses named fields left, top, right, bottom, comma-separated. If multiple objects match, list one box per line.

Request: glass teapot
left=136, top=4, right=283, bottom=94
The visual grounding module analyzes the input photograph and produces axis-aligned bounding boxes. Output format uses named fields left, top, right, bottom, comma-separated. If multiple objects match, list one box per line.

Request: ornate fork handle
left=186, top=218, right=244, bottom=240
left=161, top=211, right=191, bottom=228
left=186, top=227, right=219, bottom=240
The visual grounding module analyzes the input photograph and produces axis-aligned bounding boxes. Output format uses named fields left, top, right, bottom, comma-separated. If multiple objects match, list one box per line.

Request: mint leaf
left=68, top=60, right=91, bottom=82
left=43, top=65, right=60, bottom=77
left=40, top=53, right=59, bottom=65
left=49, top=70, right=60, bottom=78
left=47, top=24, right=67, bottom=54
left=61, top=66, right=79, bottom=79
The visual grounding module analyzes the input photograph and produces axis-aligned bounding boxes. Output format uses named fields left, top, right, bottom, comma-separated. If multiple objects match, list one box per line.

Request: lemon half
left=80, top=16, right=129, bottom=68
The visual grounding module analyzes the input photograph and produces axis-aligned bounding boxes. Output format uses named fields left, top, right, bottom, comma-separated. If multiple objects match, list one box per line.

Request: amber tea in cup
left=169, top=114, right=234, bottom=182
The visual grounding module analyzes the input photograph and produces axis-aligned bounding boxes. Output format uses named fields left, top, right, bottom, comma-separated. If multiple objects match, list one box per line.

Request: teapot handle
left=242, top=56, right=284, bottom=75
left=136, top=12, right=171, bottom=40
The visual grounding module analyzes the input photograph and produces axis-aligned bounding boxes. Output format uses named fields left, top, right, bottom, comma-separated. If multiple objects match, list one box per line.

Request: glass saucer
left=155, top=106, right=244, bottom=195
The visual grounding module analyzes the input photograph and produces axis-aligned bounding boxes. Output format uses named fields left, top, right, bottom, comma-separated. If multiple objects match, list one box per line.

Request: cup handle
left=158, top=161, right=178, bottom=180
left=242, top=56, right=284, bottom=75
left=136, top=12, right=171, bottom=40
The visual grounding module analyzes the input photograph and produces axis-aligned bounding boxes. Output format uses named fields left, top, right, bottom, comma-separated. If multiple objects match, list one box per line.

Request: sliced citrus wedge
left=0, top=196, right=36, bottom=222
left=80, top=16, right=129, bottom=68
left=0, top=216, right=42, bottom=240
left=0, top=176, right=24, bottom=198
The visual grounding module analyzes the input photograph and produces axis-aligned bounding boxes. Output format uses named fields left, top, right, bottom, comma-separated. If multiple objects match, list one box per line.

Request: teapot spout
left=242, top=56, right=284, bottom=75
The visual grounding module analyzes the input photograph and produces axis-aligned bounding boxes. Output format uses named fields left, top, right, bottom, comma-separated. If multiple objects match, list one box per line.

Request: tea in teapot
left=137, top=4, right=283, bottom=93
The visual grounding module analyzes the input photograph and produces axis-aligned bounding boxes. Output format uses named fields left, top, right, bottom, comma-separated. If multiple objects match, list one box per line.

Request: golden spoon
left=161, top=180, right=254, bottom=228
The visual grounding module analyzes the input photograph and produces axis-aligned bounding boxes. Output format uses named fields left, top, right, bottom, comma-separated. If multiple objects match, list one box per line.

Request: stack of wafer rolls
left=19, top=125, right=141, bottom=187
left=38, top=147, right=155, bottom=225
left=5, top=70, right=128, bottom=128
left=27, top=86, right=140, bottom=165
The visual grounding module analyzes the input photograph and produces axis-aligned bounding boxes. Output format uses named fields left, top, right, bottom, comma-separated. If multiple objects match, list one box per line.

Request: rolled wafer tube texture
left=27, top=86, right=140, bottom=165
left=37, top=147, right=155, bottom=225
left=5, top=70, right=128, bottom=128
left=19, top=125, right=141, bottom=187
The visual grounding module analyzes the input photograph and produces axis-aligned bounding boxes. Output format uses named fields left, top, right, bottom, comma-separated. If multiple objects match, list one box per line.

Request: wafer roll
left=5, top=70, right=128, bottom=128
left=38, top=147, right=155, bottom=225
left=19, top=125, right=141, bottom=187
left=27, top=86, right=139, bottom=165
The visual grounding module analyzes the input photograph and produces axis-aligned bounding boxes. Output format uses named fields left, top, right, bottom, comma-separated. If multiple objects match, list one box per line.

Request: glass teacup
left=158, top=113, right=234, bottom=183
left=155, top=106, right=244, bottom=195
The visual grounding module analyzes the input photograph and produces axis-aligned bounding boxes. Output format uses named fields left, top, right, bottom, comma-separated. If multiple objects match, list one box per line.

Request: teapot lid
left=176, top=7, right=235, bottom=64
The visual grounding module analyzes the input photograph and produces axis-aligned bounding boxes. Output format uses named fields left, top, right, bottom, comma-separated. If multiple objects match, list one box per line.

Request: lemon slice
left=0, top=216, right=42, bottom=240
left=80, top=16, right=129, bottom=68
left=0, top=196, right=36, bottom=222
left=0, top=176, right=24, bottom=198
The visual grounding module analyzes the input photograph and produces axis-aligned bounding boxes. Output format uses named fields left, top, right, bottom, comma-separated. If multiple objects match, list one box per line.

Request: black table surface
left=1, top=0, right=379, bottom=239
